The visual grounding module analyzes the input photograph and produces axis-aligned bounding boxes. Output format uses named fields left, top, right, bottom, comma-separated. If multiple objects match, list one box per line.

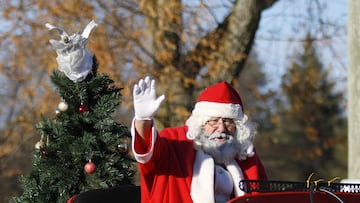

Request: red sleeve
left=133, top=129, right=153, bottom=154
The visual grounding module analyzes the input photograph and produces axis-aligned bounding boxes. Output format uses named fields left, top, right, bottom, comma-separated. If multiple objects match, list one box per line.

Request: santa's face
left=194, top=117, right=239, bottom=164
left=202, top=117, right=236, bottom=141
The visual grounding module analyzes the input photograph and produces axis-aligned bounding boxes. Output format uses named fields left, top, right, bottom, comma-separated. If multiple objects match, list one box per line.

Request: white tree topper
left=45, top=20, right=98, bottom=82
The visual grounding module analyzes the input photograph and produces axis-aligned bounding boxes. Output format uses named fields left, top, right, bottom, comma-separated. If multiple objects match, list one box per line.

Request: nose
left=215, top=119, right=227, bottom=133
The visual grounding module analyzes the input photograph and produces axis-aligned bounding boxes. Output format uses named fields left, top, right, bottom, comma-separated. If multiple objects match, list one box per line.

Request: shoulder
left=159, top=125, right=189, bottom=141
left=156, top=126, right=195, bottom=157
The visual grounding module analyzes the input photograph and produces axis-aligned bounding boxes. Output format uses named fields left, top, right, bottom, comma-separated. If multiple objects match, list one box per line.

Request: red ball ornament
left=84, top=161, right=96, bottom=174
left=78, top=104, right=89, bottom=113
left=67, top=195, right=78, bottom=203
left=40, top=148, right=48, bottom=158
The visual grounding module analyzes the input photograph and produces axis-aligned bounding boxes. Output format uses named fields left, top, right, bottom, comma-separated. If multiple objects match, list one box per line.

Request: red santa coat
left=132, top=125, right=268, bottom=203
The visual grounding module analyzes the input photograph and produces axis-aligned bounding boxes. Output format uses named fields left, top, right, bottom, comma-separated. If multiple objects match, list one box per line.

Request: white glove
left=133, top=76, right=165, bottom=120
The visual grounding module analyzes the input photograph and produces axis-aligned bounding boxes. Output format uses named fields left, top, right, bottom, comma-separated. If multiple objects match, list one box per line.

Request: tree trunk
left=348, top=0, right=360, bottom=178
left=140, top=0, right=276, bottom=127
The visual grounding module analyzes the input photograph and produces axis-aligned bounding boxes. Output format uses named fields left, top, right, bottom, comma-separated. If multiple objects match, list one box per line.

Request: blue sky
left=254, top=0, right=348, bottom=92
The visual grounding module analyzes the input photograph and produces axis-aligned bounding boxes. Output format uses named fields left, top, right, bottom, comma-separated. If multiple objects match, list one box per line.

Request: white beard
left=194, top=131, right=239, bottom=165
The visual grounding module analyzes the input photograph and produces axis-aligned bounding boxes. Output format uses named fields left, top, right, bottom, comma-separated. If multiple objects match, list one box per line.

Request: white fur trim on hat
left=192, top=101, right=243, bottom=122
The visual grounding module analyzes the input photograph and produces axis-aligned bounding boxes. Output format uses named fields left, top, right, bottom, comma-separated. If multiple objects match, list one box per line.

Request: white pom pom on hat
left=191, top=81, right=244, bottom=121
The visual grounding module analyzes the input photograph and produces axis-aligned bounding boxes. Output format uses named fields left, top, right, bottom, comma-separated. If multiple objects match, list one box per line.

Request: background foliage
left=0, top=0, right=347, bottom=202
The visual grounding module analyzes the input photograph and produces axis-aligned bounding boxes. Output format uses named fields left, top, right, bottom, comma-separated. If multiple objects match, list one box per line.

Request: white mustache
left=208, top=132, right=231, bottom=140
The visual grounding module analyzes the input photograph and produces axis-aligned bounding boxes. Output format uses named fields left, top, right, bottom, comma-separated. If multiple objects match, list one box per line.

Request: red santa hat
left=190, top=81, right=244, bottom=123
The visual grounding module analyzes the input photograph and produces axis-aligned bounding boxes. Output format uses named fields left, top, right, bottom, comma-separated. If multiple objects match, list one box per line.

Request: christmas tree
left=13, top=21, right=135, bottom=203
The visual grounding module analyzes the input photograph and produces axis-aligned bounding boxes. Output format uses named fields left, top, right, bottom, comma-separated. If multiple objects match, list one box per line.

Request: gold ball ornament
left=35, top=140, right=45, bottom=150
left=117, top=143, right=128, bottom=154
left=58, top=101, right=68, bottom=112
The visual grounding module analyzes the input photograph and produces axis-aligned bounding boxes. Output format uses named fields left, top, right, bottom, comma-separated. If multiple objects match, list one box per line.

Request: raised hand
left=133, top=76, right=165, bottom=120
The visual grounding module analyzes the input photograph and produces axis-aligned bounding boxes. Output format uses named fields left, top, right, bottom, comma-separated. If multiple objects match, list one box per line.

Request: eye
left=223, top=118, right=233, bottom=123
left=207, top=119, right=218, bottom=126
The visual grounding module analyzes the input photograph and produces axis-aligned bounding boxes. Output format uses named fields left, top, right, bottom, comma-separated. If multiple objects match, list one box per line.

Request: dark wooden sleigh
left=70, top=180, right=360, bottom=203
left=230, top=180, right=360, bottom=203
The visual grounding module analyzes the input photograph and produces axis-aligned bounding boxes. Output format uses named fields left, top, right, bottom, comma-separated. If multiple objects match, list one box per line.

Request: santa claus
left=132, top=76, right=268, bottom=203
